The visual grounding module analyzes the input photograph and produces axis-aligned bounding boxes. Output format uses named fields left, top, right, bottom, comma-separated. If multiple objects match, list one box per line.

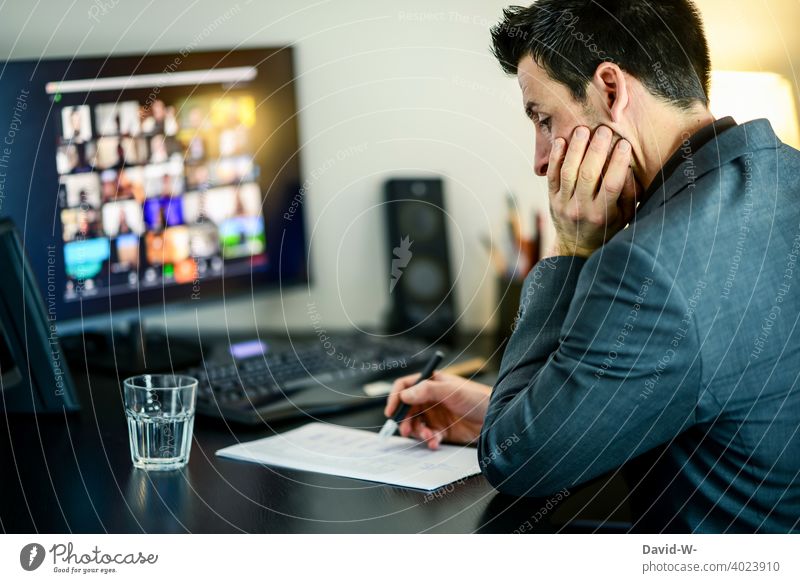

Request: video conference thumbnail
left=54, top=93, right=267, bottom=300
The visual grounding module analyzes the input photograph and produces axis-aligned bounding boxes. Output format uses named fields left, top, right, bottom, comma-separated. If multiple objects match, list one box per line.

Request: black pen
left=378, top=350, right=445, bottom=439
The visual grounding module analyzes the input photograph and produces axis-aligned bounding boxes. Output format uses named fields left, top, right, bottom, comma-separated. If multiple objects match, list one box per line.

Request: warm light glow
left=710, top=71, right=800, bottom=149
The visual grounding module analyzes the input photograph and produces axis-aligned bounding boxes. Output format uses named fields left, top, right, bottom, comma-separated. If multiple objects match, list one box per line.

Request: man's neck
left=634, top=106, right=716, bottom=191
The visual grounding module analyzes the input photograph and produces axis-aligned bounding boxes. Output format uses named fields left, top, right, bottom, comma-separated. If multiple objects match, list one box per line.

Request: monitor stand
left=61, top=319, right=203, bottom=375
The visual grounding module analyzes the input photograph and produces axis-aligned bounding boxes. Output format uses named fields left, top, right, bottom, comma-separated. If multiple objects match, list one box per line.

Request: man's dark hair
left=491, top=0, right=710, bottom=109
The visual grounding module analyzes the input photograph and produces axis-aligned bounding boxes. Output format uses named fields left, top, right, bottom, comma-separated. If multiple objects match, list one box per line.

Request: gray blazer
left=478, top=118, right=800, bottom=533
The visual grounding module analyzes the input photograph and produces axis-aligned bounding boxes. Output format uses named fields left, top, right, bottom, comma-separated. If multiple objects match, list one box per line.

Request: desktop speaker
left=384, top=178, right=457, bottom=343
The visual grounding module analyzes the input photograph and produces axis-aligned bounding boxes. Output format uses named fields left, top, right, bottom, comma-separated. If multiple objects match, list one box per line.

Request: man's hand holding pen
left=383, top=371, right=491, bottom=450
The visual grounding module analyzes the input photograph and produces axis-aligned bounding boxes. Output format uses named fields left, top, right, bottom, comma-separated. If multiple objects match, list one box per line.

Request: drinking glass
left=124, top=374, right=197, bottom=471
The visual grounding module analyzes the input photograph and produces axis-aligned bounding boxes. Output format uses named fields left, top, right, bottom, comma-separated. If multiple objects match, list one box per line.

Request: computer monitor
left=0, top=47, right=307, bottom=369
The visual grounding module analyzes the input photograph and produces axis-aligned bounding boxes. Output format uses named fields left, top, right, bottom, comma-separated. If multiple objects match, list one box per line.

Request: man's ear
left=591, top=62, right=629, bottom=123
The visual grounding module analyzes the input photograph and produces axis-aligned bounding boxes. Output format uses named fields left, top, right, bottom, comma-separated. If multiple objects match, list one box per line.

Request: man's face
left=517, top=56, right=609, bottom=177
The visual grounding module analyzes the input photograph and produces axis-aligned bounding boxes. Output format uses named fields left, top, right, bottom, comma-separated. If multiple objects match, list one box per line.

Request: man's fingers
left=598, top=139, right=632, bottom=212
left=402, top=414, right=425, bottom=439
left=384, top=372, right=422, bottom=416
left=419, top=424, right=443, bottom=450
left=408, top=418, right=443, bottom=450
left=399, top=416, right=414, bottom=437
left=559, top=126, right=590, bottom=200
left=574, top=125, right=612, bottom=203
left=385, top=377, right=447, bottom=417
left=385, top=390, right=400, bottom=417
left=398, top=380, right=445, bottom=406
left=547, top=137, right=566, bottom=196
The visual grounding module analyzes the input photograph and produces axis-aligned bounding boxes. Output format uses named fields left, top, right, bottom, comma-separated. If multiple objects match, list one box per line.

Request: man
left=385, top=0, right=800, bottom=532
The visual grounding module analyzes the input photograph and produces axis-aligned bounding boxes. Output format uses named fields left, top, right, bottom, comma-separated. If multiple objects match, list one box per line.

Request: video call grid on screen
left=51, top=70, right=269, bottom=303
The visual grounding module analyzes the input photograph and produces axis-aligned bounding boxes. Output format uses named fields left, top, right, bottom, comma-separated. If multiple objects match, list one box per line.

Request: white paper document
left=216, top=422, right=481, bottom=491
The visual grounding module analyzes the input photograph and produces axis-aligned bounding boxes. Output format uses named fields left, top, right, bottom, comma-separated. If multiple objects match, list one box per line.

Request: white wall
left=1, top=0, right=542, bottom=336
left=3, top=0, right=798, bottom=338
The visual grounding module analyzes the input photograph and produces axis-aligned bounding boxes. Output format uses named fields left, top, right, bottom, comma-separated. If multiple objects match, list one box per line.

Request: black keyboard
left=186, top=335, right=431, bottom=423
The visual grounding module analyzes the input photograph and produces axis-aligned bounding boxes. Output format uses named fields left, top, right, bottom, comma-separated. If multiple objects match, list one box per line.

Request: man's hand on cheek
left=547, top=125, right=637, bottom=258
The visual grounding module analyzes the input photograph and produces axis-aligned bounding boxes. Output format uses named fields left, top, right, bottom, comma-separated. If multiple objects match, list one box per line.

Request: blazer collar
left=634, top=117, right=780, bottom=221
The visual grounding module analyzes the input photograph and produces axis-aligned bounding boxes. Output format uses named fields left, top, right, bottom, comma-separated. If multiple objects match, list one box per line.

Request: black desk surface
left=0, top=336, right=632, bottom=534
